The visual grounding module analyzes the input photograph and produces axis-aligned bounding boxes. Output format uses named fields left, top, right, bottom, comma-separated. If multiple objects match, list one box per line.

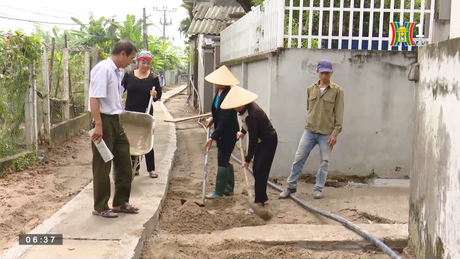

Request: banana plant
left=70, top=12, right=115, bottom=50
left=66, top=13, right=185, bottom=70
left=117, top=14, right=144, bottom=47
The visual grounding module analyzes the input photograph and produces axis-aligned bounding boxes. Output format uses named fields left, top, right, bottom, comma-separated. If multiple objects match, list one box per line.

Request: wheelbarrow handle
left=146, top=86, right=156, bottom=114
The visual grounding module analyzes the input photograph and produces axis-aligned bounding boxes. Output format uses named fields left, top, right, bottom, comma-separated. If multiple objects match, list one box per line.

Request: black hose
left=188, top=80, right=401, bottom=259
left=230, top=154, right=402, bottom=259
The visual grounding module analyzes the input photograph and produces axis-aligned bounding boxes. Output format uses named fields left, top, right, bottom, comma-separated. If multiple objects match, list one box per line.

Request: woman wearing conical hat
left=221, top=86, right=278, bottom=215
left=203, top=65, right=240, bottom=199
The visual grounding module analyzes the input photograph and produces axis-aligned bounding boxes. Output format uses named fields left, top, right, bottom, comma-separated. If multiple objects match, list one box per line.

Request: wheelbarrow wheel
left=131, top=155, right=144, bottom=182
left=131, top=156, right=139, bottom=182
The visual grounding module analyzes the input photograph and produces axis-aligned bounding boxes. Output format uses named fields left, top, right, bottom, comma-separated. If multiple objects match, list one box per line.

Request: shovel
left=181, top=126, right=210, bottom=207
left=199, top=127, right=211, bottom=206
left=239, top=139, right=273, bottom=221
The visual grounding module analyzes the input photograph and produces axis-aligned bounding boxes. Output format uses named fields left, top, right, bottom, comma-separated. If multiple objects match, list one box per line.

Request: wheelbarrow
left=119, top=87, right=156, bottom=181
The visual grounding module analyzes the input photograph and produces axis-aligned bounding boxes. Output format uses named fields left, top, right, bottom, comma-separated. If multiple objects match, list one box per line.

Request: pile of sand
left=142, top=237, right=387, bottom=259
left=158, top=200, right=265, bottom=234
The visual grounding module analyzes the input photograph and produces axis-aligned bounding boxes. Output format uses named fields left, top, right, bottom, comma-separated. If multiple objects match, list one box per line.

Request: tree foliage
left=0, top=12, right=186, bottom=158
left=178, top=4, right=192, bottom=37
left=69, top=12, right=186, bottom=70
left=0, top=31, right=42, bottom=157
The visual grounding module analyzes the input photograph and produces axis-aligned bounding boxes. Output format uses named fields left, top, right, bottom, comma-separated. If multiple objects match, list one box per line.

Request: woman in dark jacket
left=204, top=65, right=240, bottom=199
left=121, top=50, right=162, bottom=178
left=221, top=86, right=278, bottom=215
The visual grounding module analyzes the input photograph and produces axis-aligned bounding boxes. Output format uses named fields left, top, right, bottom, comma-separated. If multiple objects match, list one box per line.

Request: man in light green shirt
left=280, top=59, right=344, bottom=199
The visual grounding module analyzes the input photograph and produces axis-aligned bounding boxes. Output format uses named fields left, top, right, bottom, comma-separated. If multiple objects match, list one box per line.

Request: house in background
left=182, top=0, right=245, bottom=113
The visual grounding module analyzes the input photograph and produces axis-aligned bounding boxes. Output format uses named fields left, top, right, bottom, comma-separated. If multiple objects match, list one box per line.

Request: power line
left=147, top=17, right=164, bottom=34
left=153, top=6, right=177, bottom=38
left=0, top=15, right=90, bottom=26
left=0, top=4, right=72, bottom=20
left=16, top=0, right=88, bottom=19
left=0, top=12, right=14, bottom=18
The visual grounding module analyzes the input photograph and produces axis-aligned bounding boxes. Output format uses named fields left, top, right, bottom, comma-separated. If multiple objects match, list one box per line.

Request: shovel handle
left=204, top=127, right=210, bottom=166
left=239, top=139, right=252, bottom=196
left=206, top=126, right=210, bottom=139
left=201, top=127, right=212, bottom=205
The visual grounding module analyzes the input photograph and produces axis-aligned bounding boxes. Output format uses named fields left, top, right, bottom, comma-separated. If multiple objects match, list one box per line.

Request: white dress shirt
left=88, top=58, right=124, bottom=115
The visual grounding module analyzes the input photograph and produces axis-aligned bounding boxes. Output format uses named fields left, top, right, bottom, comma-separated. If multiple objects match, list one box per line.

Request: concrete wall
left=409, top=38, right=460, bottom=259
left=451, top=0, right=460, bottom=38
left=164, top=70, right=179, bottom=85
left=432, top=20, right=451, bottom=43
left=247, top=59, right=270, bottom=115
left=229, top=65, right=243, bottom=87
left=200, top=46, right=215, bottom=113
left=50, top=113, right=92, bottom=146
left=223, top=48, right=417, bottom=178
left=0, top=113, right=92, bottom=174
left=0, top=151, right=34, bottom=175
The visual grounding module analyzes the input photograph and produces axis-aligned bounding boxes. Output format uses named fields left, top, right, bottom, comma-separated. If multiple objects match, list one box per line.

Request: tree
left=0, top=31, right=42, bottom=156
left=178, top=4, right=192, bottom=37
left=117, top=14, right=144, bottom=48
left=69, top=13, right=186, bottom=70
left=70, top=12, right=115, bottom=47
left=236, top=0, right=255, bottom=13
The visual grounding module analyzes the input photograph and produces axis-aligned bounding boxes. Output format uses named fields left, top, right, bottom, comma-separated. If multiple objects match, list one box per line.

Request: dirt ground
left=0, top=83, right=190, bottom=253
left=0, top=131, right=93, bottom=251
left=141, top=91, right=397, bottom=258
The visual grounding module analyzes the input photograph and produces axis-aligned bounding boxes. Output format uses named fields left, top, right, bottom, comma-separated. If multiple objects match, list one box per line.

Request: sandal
left=244, top=208, right=254, bottom=215
left=135, top=170, right=139, bottom=176
left=149, top=171, right=158, bottom=178
left=112, top=203, right=139, bottom=213
left=92, top=209, right=118, bottom=218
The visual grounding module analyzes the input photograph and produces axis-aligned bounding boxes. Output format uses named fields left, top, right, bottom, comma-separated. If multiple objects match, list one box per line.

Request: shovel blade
left=180, top=198, right=205, bottom=207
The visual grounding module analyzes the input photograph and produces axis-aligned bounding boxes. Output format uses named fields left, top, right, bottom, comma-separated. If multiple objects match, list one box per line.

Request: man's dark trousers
left=92, top=114, right=132, bottom=212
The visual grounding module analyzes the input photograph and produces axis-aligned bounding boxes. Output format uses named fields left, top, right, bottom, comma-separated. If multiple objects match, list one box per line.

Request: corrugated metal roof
left=188, top=5, right=245, bottom=35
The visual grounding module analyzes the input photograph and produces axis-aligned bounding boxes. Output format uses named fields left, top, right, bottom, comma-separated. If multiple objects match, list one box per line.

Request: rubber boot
left=224, top=164, right=234, bottom=196
left=206, top=166, right=228, bottom=199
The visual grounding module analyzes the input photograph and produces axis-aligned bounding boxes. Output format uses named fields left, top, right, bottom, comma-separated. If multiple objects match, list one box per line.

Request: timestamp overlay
left=18, top=234, right=64, bottom=245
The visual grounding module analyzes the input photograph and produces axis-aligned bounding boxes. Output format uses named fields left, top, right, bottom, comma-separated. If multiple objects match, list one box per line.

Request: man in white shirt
left=158, top=71, right=165, bottom=87
left=89, top=39, right=139, bottom=218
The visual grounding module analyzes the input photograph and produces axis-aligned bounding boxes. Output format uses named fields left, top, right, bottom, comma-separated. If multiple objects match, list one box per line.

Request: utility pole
left=110, top=19, right=116, bottom=48
left=143, top=7, right=148, bottom=50
left=153, top=6, right=177, bottom=39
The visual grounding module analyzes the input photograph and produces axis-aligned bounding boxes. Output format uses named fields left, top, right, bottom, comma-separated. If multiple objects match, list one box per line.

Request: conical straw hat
left=221, top=86, right=258, bottom=109
left=204, top=65, right=240, bottom=86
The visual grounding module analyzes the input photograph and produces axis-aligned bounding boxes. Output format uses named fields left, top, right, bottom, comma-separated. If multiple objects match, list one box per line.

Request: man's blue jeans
left=287, top=129, right=333, bottom=192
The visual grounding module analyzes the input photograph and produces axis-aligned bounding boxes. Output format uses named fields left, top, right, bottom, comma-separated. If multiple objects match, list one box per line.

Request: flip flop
left=245, top=208, right=254, bottom=215
left=112, top=203, right=139, bottom=213
left=92, top=209, right=118, bottom=218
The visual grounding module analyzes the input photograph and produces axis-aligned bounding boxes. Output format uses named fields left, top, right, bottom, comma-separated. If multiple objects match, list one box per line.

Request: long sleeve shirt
left=210, top=87, right=239, bottom=142
left=305, top=81, right=344, bottom=136
left=239, top=102, right=276, bottom=163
